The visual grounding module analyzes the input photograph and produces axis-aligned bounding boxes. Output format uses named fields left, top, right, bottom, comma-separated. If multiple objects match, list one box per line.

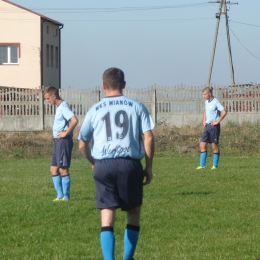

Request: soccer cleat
left=196, top=166, right=206, bottom=170
left=211, top=166, right=217, bottom=170
left=53, top=198, right=66, bottom=202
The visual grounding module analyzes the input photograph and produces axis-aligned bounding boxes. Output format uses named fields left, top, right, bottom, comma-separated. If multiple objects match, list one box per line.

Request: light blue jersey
left=78, top=95, right=154, bottom=160
left=205, top=97, right=224, bottom=124
left=53, top=101, right=75, bottom=138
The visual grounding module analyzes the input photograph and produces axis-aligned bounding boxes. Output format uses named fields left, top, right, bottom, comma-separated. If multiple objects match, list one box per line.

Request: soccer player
left=44, top=86, right=78, bottom=201
left=78, top=68, right=155, bottom=260
left=196, top=87, right=227, bottom=170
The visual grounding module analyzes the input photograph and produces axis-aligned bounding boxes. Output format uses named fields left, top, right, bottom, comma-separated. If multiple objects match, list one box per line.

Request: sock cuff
left=101, top=226, right=114, bottom=232
left=214, top=153, right=220, bottom=155
left=126, top=224, right=140, bottom=232
left=61, top=174, right=70, bottom=178
left=201, top=151, right=207, bottom=154
left=52, top=174, right=61, bottom=177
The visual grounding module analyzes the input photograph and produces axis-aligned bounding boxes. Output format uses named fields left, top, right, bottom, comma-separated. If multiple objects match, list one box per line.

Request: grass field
left=1, top=156, right=260, bottom=259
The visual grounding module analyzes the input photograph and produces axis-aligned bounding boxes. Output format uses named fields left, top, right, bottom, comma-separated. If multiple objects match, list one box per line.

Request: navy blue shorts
left=201, top=123, right=220, bottom=144
left=93, top=158, right=144, bottom=211
left=51, top=137, right=73, bottom=168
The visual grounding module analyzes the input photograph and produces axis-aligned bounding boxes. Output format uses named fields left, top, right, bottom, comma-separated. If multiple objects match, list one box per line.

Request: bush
left=1, top=123, right=260, bottom=159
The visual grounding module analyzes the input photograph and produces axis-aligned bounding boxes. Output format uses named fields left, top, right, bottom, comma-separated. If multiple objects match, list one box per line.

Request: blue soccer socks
left=199, top=151, right=207, bottom=167
left=100, top=224, right=139, bottom=260
left=213, top=153, right=220, bottom=168
left=61, top=174, right=71, bottom=201
left=197, top=152, right=220, bottom=169
left=100, top=226, right=115, bottom=260
left=123, top=224, right=140, bottom=260
left=52, top=174, right=63, bottom=199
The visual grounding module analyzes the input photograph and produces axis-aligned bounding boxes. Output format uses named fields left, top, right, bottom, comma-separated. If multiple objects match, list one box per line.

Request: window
left=0, top=44, right=19, bottom=64
left=50, top=45, right=53, bottom=68
left=46, top=44, right=49, bottom=67
left=55, top=46, right=59, bottom=68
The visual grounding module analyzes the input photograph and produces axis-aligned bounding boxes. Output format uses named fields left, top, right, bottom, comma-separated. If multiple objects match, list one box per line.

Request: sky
left=9, top=0, right=260, bottom=89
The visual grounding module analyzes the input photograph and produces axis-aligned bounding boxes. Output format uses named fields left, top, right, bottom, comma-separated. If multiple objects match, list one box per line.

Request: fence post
left=96, top=89, right=100, bottom=102
left=39, top=89, right=44, bottom=130
left=152, top=88, right=157, bottom=125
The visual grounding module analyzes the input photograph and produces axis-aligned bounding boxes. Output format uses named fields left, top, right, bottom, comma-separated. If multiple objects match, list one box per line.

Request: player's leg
left=117, top=159, right=143, bottom=260
left=211, top=143, right=220, bottom=169
left=50, top=141, right=63, bottom=200
left=50, top=165, right=64, bottom=200
left=100, top=208, right=116, bottom=260
left=123, top=206, right=141, bottom=260
left=94, top=159, right=119, bottom=260
left=59, top=167, right=70, bottom=200
left=57, top=138, right=73, bottom=200
left=197, top=126, right=209, bottom=169
left=198, top=141, right=207, bottom=168
left=210, top=124, right=221, bottom=169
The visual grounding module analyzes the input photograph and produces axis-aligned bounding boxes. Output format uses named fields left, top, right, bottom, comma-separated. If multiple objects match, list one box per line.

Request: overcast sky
left=11, top=0, right=260, bottom=89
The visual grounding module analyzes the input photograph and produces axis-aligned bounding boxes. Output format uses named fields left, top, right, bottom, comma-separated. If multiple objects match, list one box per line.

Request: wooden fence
left=0, top=84, right=260, bottom=131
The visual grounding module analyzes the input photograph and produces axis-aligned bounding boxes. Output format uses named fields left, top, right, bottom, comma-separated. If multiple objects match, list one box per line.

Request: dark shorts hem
left=51, top=137, right=73, bottom=168
left=201, top=123, right=220, bottom=144
left=96, top=202, right=143, bottom=212
left=94, top=158, right=144, bottom=211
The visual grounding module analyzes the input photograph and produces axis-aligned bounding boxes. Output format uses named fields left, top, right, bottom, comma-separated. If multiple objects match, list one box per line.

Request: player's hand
left=58, top=131, right=67, bottom=138
left=143, top=168, right=153, bottom=186
left=210, top=121, right=218, bottom=126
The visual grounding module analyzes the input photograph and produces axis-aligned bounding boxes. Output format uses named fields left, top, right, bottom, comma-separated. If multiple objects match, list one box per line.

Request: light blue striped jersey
left=78, top=95, right=154, bottom=160
left=53, top=101, right=75, bottom=138
left=205, top=97, right=224, bottom=124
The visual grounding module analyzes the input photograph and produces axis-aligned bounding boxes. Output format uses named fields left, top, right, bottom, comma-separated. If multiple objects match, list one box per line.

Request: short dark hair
left=103, top=68, right=125, bottom=90
left=202, top=87, right=213, bottom=94
left=44, top=85, right=60, bottom=97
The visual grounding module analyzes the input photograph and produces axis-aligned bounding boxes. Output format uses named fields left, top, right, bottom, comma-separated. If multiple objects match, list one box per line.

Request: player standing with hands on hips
left=44, top=86, right=78, bottom=201
left=78, top=68, right=155, bottom=260
left=196, top=87, right=227, bottom=170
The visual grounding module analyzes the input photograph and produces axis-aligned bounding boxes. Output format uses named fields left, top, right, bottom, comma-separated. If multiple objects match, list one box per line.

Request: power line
left=229, top=20, right=260, bottom=28
left=0, top=2, right=210, bottom=14
left=0, top=17, right=214, bottom=23
left=41, top=18, right=215, bottom=23
left=229, top=26, right=260, bottom=61
left=18, top=3, right=210, bottom=13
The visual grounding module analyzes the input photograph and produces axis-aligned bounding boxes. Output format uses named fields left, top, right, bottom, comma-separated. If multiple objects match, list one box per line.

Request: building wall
left=42, top=22, right=61, bottom=88
left=0, top=0, right=41, bottom=89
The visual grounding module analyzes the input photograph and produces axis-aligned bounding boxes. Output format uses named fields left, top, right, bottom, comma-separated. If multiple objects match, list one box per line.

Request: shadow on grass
left=175, top=191, right=215, bottom=196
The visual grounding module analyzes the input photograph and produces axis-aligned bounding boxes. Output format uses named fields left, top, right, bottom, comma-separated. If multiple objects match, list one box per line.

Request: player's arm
left=211, top=108, right=227, bottom=126
left=218, top=109, right=227, bottom=123
left=203, top=110, right=206, bottom=126
left=79, top=140, right=95, bottom=169
left=58, top=115, right=78, bottom=138
left=143, top=130, right=155, bottom=186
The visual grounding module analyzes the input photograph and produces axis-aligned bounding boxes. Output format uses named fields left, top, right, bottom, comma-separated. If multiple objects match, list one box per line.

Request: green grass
left=1, top=157, right=260, bottom=259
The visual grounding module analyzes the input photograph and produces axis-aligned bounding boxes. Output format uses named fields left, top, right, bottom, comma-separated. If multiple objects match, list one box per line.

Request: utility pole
left=207, top=0, right=238, bottom=87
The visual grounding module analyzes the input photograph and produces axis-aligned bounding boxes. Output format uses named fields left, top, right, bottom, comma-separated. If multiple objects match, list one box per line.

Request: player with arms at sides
left=78, top=68, right=155, bottom=260
left=44, top=86, right=78, bottom=201
left=196, top=87, right=227, bottom=170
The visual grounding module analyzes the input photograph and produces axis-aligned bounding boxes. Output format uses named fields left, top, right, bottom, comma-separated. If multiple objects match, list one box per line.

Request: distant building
left=0, top=0, right=63, bottom=89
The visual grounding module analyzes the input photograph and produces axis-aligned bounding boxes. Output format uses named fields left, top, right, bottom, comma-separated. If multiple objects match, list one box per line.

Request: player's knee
left=211, top=143, right=219, bottom=152
left=59, top=167, right=69, bottom=175
left=127, top=206, right=141, bottom=225
left=199, top=142, right=206, bottom=151
left=50, top=166, right=58, bottom=175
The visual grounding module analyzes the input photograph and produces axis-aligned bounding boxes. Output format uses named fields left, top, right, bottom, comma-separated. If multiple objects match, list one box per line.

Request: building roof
left=2, top=0, right=63, bottom=26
